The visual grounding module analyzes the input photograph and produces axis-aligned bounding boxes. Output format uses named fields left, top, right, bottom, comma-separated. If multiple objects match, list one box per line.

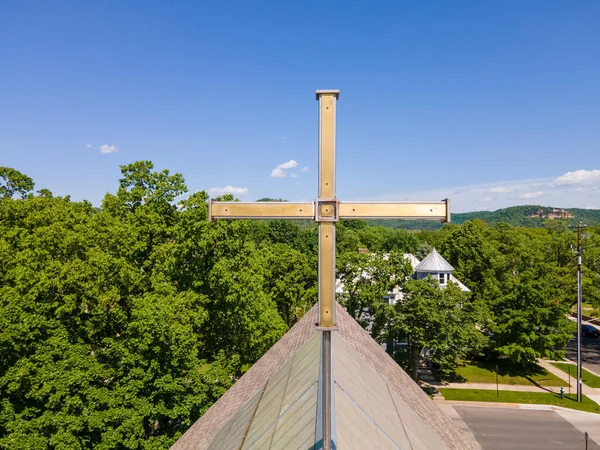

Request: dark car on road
left=582, top=324, right=600, bottom=338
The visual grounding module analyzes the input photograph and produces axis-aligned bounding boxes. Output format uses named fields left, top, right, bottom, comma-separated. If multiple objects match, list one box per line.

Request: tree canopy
left=0, top=167, right=34, bottom=199
left=1, top=162, right=598, bottom=447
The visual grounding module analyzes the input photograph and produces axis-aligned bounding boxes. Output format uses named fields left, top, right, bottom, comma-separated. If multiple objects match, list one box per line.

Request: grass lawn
left=551, top=362, right=600, bottom=388
left=453, top=361, right=567, bottom=387
left=576, top=303, right=599, bottom=318
left=439, top=388, right=600, bottom=414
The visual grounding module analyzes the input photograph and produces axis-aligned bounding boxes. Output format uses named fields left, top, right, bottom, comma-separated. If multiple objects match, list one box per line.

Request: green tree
left=488, top=266, right=574, bottom=365
left=261, top=243, right=317, bottom=326
left=0, top=163, right=246, bottom=448
left=382, top=228, right=420, bottom=253
left=0, top=167, right=34, bottom=199
left=335, top=224, right=362, bottom=255
left=438, top=220, right=496, bottom=290
left=205, top=245, right=288, bottom=364
left=390, top=279, right=485, bottom=381
left=336, top=251, right=413, bottom=339
left=442, top=221, right=577, bottom=366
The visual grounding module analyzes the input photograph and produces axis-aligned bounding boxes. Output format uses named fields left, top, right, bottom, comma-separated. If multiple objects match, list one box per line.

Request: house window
left=438, top=273, right=446, bottom=285
left=383, top=295, right=395, bottom=304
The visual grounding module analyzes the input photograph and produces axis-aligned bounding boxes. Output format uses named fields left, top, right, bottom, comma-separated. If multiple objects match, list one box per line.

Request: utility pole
left=574, top=223, right=586, bottom=402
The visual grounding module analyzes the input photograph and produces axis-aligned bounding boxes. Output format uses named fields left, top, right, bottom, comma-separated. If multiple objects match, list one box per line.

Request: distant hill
left=366, top=205, right=600, bottom=230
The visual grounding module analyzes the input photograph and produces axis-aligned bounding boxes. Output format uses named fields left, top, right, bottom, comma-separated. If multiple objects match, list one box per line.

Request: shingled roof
left=171, top=303, right=480, bottom=450
left=414, top=248, right=455, bottom=273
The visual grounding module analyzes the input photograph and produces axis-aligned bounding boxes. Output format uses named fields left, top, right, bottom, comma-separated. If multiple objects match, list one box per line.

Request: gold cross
left=208, top=90, right=450, bottom=328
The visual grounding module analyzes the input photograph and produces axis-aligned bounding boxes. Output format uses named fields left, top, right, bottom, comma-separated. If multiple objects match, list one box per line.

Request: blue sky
left=1, top=1, right=599, bottom=212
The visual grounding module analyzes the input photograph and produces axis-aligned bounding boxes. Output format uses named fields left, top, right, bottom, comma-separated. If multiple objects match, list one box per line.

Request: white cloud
left=86, top=144, right=92, bottom=148
left=571, top=187, right=586, bottom=193
left=208, top=186, right=249, bottom=196
left=290, top=173, right=298, bottom=178
left=270, top=159, right=298, bottom=178
left=99, top=144, right=118, bottom=154
left=489, top=186, right=514, bottom=193
left=279, top=160, right=298, bottom=170
left=554, top=169, right=600, bottom=186
left=271, top=168, right=286, bottom=178
left=328, top=169, right=600, bottom=213
left=518, top=191, right=544, bottom=199
left=301, top=166, right=309, bottom=173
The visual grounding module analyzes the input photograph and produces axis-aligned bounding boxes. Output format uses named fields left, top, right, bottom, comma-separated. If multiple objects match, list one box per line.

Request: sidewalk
left=539, top=359, right=600, bottom=406
left=427, top=360, right=600, bottom=408
left=441, top=382, right=561, bottom=394
left=431, top=361, right=600, bottom=404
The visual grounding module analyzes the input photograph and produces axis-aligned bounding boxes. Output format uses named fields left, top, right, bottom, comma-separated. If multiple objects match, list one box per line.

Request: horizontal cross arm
left=208, top=200, right=315, bottom=221
left=339, top=199, right=450, bottom=222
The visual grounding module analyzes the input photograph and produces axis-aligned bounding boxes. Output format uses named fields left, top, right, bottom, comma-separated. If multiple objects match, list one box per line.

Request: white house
left=412, top=248, right=470, bottom=291
left=336, top=248, right=470, bottom=305
left=335, top=248, right=471, bottom=362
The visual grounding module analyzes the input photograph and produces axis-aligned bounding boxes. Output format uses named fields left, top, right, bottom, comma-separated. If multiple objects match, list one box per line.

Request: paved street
left=452, top=406, right=600, bottom=450
left=567, top=336, right=600, bottom=375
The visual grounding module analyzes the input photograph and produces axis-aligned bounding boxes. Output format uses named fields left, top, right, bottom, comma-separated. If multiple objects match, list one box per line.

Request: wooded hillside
left=368, top=205, right=600, bottom=230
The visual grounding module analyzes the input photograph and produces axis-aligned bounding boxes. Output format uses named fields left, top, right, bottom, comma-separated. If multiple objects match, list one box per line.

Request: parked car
left=582, top=324, right=600, bottom=338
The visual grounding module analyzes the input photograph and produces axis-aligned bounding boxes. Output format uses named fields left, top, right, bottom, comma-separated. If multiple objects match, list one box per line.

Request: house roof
left=171, top=303, right=480, bottom=450
left=414, top=248, right=455, bottom=273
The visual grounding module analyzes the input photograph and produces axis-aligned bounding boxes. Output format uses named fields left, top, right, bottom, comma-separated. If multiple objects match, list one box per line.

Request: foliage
left=390, top=279, right=486, bottom=380
left=256, top=198, right=287, bottom=202
left=336, top=251, right=413, bottom=339
left=0, top=167, right=34, bottom=199
left=2, top=162, right=600, bottom=446
left=260, top=244, right=317, bottom=326
left=437, top=221, right=577, bottom=366
left=0, top=163, right=307, bottom=448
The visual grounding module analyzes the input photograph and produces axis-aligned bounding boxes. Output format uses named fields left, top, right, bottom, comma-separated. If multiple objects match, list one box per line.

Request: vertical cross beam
left=316, top=90, right=338, bottom=450
left=207, top=89, right=449, bottom=450
left=316, top=90, right=339, bottom=328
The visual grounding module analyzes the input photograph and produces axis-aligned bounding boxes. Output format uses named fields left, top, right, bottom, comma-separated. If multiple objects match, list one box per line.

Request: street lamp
left=570, top=222, right=587, bottom=402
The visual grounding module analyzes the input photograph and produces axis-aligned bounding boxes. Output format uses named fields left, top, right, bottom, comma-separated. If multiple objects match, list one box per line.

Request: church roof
left=414, top=248, right=455, bottom=273
left=171, top=304, right=480, bottom=450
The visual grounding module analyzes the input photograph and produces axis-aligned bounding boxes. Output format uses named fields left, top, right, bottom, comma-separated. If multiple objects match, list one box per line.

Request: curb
left=434, top=399, right=519, bottom=409
left=435, top=399, right=600, bottom=416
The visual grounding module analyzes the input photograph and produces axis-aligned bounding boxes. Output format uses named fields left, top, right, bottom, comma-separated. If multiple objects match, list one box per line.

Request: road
left=567, top=336, right=600, bottom=375
left=453, top=406, right=600, bottom=450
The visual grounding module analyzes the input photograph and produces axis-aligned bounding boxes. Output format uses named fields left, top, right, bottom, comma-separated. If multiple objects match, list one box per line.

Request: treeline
left=367, top=204, right=600, bottom=230
left=1, top=162, right=600, bottom=448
